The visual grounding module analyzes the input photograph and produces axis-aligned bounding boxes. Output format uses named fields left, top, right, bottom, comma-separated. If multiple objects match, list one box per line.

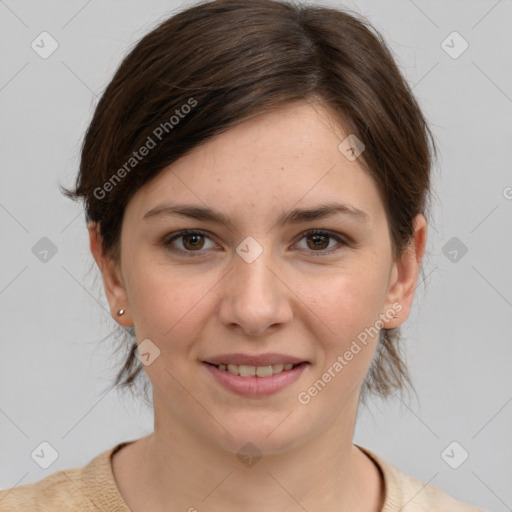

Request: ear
left=382, top=214, right=427, bottom=328
left=87, top=222, right=133, bottom=327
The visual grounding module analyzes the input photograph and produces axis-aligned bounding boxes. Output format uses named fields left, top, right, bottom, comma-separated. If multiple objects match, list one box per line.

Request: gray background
left=1, top=1, right=511, bottom=510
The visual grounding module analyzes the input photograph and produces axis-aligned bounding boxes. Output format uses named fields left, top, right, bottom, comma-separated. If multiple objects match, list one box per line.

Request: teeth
left=216, top=363, right=299, bottom=377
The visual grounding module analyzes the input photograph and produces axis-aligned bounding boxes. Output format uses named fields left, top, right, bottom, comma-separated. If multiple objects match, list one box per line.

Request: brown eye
left=163, top=228, right=347, bottom=258
left=163, top=230, right=216, bottom=256
left=295, top=229, right=347, bottom=255
left=181, top=233, right=205, bottom=251
left=306, top=232, right=330, bottom=251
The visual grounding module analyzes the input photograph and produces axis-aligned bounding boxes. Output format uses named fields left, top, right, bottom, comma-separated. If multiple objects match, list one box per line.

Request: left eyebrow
left=275, top=202, right=369, bottom=227
left=143, top=201, right=370, bottom=228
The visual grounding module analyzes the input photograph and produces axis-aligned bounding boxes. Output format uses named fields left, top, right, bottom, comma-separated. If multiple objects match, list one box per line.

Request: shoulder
left=392, top=468, right=485, bottom=511
left=355, top=445, right=487, bottom=512
left=0, top=442, right=132, bottom=512
left=0, top=466, right=89, bottom=511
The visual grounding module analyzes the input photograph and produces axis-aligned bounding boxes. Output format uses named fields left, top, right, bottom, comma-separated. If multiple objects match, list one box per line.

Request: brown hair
left=61, top=0, right=436, bottom=407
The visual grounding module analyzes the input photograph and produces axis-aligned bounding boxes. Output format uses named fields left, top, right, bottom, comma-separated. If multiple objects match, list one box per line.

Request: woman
left=0, top=0, right=484, bottom=510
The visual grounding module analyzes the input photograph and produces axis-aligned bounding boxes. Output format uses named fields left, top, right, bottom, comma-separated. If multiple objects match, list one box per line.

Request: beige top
left=0, top=441, right=485, bottom=511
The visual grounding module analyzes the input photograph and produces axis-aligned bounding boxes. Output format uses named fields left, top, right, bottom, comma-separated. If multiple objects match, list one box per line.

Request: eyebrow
left=143, top=201, right=369, bottom=228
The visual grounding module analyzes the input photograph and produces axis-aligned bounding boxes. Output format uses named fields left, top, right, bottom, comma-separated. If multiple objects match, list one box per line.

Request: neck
left=116, top=394, right=384, bottom=512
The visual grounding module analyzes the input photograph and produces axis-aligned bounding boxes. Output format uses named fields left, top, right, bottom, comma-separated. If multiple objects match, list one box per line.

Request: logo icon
left=441, top=441, right=469, bottom=469
left=441, top=32, right=469, bottom=59
left=237, top=442, right=262, bottom=468
left=31, top=31, right=59, bottom=59
left=338, top=134, right=365, bottom=161
left=442, top=236, right=468, bottom=263
left=236, top=237, right=263, bottom=264
left=31, top=441, right=59, bottom=469
left=135, top=338, right=161, bottom=365
left=32, top=237, right=58, bottom=263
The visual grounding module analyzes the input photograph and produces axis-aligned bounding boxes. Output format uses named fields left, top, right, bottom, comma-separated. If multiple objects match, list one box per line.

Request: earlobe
left=87, top=222, right=133, bottom=327
left=383, top=214, right=428, bottom=329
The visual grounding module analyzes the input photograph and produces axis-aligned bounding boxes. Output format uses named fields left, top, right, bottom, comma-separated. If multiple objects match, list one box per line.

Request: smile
left=206, top=362, right=301, bottom=377
left=202, top=361, right=309, bottom=397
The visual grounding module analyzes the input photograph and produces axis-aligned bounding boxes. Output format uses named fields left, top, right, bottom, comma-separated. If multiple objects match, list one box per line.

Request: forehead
left=124, top=100, right=385, bottom=228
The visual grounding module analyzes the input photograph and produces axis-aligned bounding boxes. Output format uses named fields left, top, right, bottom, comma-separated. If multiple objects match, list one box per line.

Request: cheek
left=299, top=265, right=387, bottom=340
left=292, top=265, right=389, bottom=396
left=125, top=260, right=216, bottom=345
left=126, top=267, right=218, bottom=397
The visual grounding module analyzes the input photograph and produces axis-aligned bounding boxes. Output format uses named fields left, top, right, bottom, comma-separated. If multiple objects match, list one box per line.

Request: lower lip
left=202, top=362, right=309, bottom=397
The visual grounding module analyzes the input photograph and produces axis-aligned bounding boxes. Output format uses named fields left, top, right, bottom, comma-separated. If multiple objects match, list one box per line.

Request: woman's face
left=92, top=100, right=425, bottom=454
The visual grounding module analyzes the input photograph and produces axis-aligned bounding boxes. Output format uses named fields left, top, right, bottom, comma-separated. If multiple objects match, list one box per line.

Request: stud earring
left=117, top=309, right=125, bottom=316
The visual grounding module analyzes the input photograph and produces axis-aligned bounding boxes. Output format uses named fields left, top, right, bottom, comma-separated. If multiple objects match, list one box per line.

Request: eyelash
left=162, top=229, right=348, bottom=258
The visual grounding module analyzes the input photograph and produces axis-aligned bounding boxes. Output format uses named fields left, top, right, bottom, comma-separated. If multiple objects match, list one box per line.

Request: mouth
left=202, top=360, right=309, bottom=397
left=203, top=361, right=306, bottom=378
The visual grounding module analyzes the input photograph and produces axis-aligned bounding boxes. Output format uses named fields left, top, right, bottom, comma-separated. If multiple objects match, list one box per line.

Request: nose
left=217, top=247, right=293, bottom=337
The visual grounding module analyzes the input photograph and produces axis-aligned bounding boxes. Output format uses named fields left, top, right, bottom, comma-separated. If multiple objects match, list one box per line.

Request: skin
left=88, top=99, right=427, bottom=512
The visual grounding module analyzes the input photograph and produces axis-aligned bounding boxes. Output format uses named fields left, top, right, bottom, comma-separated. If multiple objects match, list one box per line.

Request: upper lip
left=203, top=353, right=308, bottom=367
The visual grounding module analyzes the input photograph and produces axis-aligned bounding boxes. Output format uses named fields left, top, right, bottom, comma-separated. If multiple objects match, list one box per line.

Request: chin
left=206, top=414, right=309, bottom=457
